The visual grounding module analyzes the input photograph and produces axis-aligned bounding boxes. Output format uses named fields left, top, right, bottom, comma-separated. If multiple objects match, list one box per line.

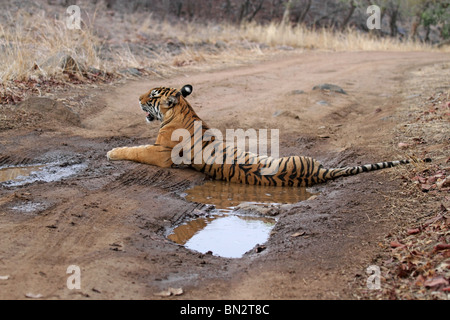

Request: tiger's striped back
left=138, top=84, right=430, bottom=187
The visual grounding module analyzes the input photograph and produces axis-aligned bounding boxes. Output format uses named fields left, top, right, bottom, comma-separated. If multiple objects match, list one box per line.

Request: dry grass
left=0, top=10, right=103, bottom=83
left=0, top=3, right=448, bottom=104
left=238, top=22, right=442, bottom=52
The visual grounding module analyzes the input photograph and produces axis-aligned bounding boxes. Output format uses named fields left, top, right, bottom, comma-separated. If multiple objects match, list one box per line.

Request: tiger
left=106, top=84, right=430, bottom=187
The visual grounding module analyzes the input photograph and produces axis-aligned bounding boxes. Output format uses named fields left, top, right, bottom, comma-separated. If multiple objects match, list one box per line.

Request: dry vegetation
left=0, top=0, right=448, bottom=104
left=357, top=63, right=450, bottom=299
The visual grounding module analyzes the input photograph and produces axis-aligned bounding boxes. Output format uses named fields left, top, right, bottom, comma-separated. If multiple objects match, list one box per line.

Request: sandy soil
left=0, top=51, right=448, bottom=300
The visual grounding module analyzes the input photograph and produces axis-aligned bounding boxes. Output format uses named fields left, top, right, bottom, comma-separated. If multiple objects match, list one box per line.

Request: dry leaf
left=415, top=274, right=426, bottom=286
left=407, top=228, right=420, bottom=235
left=434, top=243, right=450, bottom=252
left=424, top=276, right=449, bottom=289
left=390, top=241, right=406, bottom=249
left=291, top=232, right=306, bottom=238
left=421, top=183, right=434, bottom=192
left=436, top=178, right=449, bottom=189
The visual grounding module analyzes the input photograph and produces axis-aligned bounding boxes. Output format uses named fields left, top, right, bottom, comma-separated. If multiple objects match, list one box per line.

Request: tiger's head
left=139, top=84, right=193, bottom=123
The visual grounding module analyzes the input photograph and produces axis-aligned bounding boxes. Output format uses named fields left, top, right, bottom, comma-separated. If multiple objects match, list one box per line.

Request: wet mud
left=0, top=51, right=447, bottom=299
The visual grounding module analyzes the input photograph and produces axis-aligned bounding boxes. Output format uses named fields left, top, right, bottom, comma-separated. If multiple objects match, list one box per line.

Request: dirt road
left=0, top=51, right=448, bottom=300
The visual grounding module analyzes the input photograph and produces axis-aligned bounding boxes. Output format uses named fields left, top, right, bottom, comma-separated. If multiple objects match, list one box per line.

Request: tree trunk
left=175, top=1, right=183, bottom=18
left=297, top=0, right=311, bottom=25
left=224, top=0, right=232, bottom=20
left=239, top=0, right=250, bottom=24
left=389, top=4, right=399, bottom=37
left=247, top=0, right=265, bottom=22
left=340, top=0, right=356, bottom=31
left=425, top=25, right=431, bottom=42
left=281, top=0, right=293, bottom=25
left=410, top=17, right=421, bottom=40
left=409, top=1, right=431, bottom=41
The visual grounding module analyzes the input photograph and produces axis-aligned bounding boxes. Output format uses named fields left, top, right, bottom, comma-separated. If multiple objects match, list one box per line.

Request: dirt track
left=0, top=51, right=448, bottom=300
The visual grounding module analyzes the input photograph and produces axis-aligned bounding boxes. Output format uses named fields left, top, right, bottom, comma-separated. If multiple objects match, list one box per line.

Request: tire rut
left=0, top=155, right=35, bottom=167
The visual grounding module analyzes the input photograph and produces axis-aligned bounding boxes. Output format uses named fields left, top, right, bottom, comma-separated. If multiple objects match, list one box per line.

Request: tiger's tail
left=319, top=158, right=431, bottom=182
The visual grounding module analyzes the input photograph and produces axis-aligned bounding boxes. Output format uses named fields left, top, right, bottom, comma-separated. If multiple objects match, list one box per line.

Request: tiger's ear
left=181, top=84, right=193, bottom=98
left=167, top=92, right=181, bottom=107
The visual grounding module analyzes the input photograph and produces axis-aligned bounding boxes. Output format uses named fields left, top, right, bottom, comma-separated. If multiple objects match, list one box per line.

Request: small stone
left=312, top=83, right=347, bottom=94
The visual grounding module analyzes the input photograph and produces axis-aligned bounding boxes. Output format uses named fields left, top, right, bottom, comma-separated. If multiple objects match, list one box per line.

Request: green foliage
left=362, top=0, right=449, bottom=40
left=421, top=1, right=449, bottom=39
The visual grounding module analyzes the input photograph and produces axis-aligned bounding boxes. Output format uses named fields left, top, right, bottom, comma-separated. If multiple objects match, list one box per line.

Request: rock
left=276, top=45, right=294, bottom=51
left=235, top=202, right=280, bottom=216
left=272, top=110, right=285, bottom=117
left=214, top=40, right=227, bottom=49
left=25, top=293, right=43, bottom=299
left=154, top=287, right=184, bottom=297
left=118, top=68, right=142, bottom=77
left=87, top=67, right=106, bottom=76
left=272, top=110, right=299, bottom=119
left=60, top=55, right=85, bottom=73
left=312, top=83, right=347, bottom=94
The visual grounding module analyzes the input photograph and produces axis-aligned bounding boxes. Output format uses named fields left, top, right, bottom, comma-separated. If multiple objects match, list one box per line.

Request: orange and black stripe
left=142, top=85, right=431, bottom=187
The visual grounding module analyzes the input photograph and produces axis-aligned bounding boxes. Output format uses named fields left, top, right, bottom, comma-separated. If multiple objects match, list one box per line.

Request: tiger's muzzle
left=140, top=102, right=161, bottom=122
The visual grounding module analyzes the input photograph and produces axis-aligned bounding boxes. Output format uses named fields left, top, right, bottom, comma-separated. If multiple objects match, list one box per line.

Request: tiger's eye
left=149, top=90, right=160, bottom=98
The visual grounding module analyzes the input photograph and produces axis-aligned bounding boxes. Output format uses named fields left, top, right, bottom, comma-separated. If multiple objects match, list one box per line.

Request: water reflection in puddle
left=0, top=162, right=86, bottom=187
left=183, top=180, right=314, bottom=209
left=168, top=180, right=315, bottom=258
left=168, top=214, right=276, bottom=258
left=0, top=165, right=45, bottom=183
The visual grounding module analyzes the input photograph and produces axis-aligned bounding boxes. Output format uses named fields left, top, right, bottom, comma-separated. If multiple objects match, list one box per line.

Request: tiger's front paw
left=107, top=148, right=121, bottom=161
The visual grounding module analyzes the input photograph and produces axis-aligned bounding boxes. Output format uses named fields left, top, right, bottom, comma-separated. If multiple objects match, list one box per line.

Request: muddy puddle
left=0, top=165, right=45, bottom=183
left=183, top=180, right=314, bottom=209
left=0, top=162, right=86, bottom=187
left=168, top=181, right=314, bottom=258
left=168, top=213, right=276, bottom=258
